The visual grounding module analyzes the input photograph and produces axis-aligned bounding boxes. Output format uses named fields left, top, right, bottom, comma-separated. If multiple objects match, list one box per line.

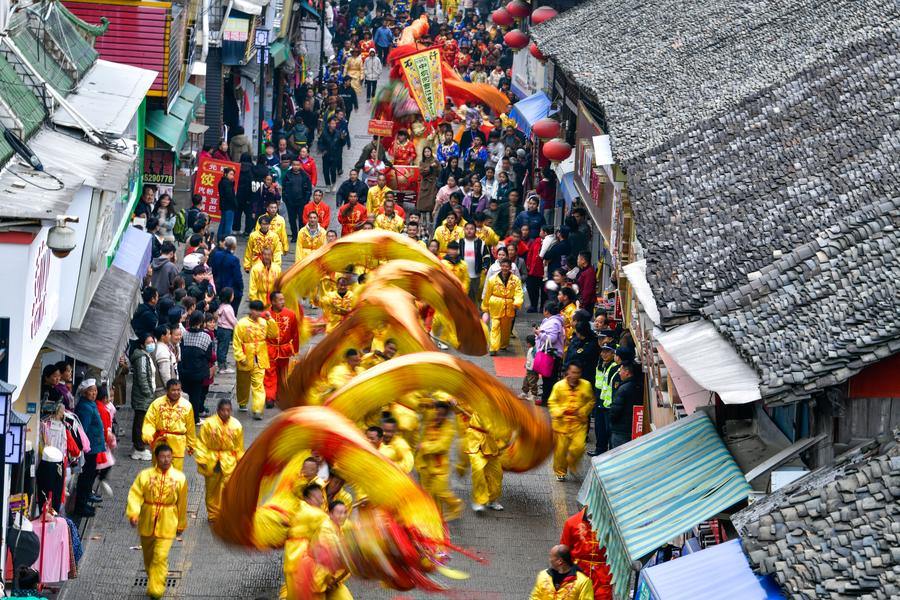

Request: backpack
left=173, top=208, right=188, bottom=242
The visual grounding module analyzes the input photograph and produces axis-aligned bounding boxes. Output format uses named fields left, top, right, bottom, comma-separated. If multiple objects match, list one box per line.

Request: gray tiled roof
left=530, top=0, right=899, bottom=162
left=626, top=30, right=900, bottom=402
left=734, top=430, right=900, bottom=599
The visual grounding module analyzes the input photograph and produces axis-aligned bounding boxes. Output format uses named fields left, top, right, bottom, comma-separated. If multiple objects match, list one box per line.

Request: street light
left=4, top=411, right=26, bottom=465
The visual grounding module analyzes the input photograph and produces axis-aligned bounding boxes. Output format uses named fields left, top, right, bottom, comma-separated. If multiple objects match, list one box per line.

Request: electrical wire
left=7, top=160, right=65, bottom=191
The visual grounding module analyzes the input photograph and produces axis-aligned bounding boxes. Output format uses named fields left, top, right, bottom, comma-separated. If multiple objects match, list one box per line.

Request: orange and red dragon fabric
left=212, top=406, right=454, bottom=593
left=276, top=230, right=443, bottom=312
left=323, top=352, right=554, bottom=472
left=388, top=15, right=509, bottom=116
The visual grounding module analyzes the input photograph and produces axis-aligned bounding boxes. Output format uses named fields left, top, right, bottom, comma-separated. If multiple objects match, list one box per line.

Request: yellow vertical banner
left=399, top=48, right=445, bottom=123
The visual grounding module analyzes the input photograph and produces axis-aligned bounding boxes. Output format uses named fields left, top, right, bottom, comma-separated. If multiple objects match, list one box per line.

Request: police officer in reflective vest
left=590, top=345, right=621, bottom=456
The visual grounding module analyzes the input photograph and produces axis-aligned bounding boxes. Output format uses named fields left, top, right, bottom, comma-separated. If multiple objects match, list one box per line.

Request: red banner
left=193, top=157, right=240, bottom=222
left=367, top=119, right=394, bottom=137
left=631, top=405, right=644, bottom=440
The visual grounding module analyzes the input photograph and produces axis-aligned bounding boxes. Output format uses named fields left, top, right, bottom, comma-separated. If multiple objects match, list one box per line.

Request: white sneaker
left=141, top=449, right=153, bottom=461
left=252, top=412, right=263, bottom=421
left=99, top=481, right=113, bottom=498
left=238, top=406, right=248, bottom=412
left=486, top=501, right=504, bottom=511
left=131, top=450, right=144, bottom=460
left=220, top=368, right=235, bottom=374
left=471, top=503, right=485, bottom=514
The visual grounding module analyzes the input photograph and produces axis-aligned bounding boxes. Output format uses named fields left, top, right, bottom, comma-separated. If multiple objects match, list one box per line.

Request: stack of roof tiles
left=532, top=0, right=900, bottom=404
left=735, top=430, right=900, bottom=598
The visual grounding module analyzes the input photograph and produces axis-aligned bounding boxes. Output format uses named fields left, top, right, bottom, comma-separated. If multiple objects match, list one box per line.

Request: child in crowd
left=521, top=334, right=539, bottom=403
left=215, top=288, right=237, bottom=374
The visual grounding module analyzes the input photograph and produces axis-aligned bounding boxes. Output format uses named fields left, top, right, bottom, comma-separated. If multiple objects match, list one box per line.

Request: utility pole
left=255, top=27, right=270, bottom=157
left=318, top=1, right=326, bottom=84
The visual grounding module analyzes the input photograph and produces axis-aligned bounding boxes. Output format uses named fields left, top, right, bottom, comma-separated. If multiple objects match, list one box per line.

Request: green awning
left=170, top=97, right=193, bottom=122
left=578, top=412, right=751, bottom=600
left=146, top=110, right=188, bottom=151
left=270, top=40, right=292, bottom=67
left=298, top=1, right=319, bottom=20
left=180, top=82, right=205, bottom=110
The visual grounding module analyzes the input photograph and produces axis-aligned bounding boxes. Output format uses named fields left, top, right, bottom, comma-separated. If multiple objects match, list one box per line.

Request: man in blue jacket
left=214, top=236, right=245, bottom=312
left=513, top=196, right=546, bottom=241
left=74, top=379, right=106, bottom=517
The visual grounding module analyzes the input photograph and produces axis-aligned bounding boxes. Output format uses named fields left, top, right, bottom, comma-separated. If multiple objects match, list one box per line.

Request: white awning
left=52, top=60, right=157, bottom=137
left=655, top=320, right=762, bottom=405
left=622, top=259, right=660, bottom=325
left=233, top=0, right=269, bottom=15
left=28, top=129, right=135, bottom=193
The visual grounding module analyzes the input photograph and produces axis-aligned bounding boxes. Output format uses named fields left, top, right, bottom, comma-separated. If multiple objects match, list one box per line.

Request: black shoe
left=89, top=493, right=104, bottom=503
left=587, top=450, right=603, bottom=457
left=75, top=505, right=96, bottom=517
left=291, top=235, right=298, bottom=243
left=265, top=400, right=276, bottom=409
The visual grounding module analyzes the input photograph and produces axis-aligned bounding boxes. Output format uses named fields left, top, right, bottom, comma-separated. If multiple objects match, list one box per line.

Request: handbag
left=533, top=337, right=555, bottom=378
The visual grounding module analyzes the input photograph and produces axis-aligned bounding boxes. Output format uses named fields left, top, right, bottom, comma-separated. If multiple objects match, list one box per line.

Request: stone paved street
left=58, top=89, right=588, bottom=600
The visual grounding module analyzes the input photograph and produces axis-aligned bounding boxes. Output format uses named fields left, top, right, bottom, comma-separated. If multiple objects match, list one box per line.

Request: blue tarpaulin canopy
left=637, top=540, right=785, bottom=600
left=578, top=412, right=751, bottom=600
left=509, top=91, right=551, bottom=137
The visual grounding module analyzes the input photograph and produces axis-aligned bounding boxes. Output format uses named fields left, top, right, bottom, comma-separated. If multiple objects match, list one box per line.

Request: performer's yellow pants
left=431, top=313, right=459, bottom=348
left=488, top=317, right=513, bottom=352
left=204, top=469, right=231, bottom=522
left=420, top=466, right=462, bottom=520
left=469, top=452, right=503, bottom=505
left=236, top=367, right=265, bottom=414
left=140, top=536, right=174, bottom=599
left=279, top=585, right=352, bottom=600
left=553, top=426, right=587, bottom=478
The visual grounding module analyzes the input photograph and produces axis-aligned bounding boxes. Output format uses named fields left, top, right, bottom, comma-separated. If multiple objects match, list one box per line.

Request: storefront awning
left=232, top=0, right=269, bottom=16
left=578, top=412, right=751, bottom=600
left=655, top=320, right=762, bottom=405
left=45, top=264, right=143, bottom=376
left=270, top=39, right=292, bottom=67
left=622, top=260, right=660, bottom=325
left=52, top=59, right=157, bottom=137
left=28, top=129, right=134, bottom=194
left=111, top=225, right=153, bottom=280
left=509, top=91, right=550, bottom=137
left=179, top=82, right=205, bottom=110
left=637, top=539, right=785, bottom=600
left=146, top=84, right=205, bottom=151
left=297, top=1, right=320, bottom=20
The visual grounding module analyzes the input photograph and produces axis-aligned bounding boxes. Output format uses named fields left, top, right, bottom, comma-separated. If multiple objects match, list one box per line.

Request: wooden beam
left=744, top=434, right=827, bottom=482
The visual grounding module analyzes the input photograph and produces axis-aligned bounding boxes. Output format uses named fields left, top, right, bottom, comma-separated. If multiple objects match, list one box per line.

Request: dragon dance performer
left=312, top=348, right=363, bottom=405
left=258, top=198, right=290, bottom=255
left=126, top=444, right=188, bottom=600
left=481, top=259, right=524, bottom=356
left=264, top=291, right=300, bottom=408
left=249, top=248, right=281, bottom=307
left=141, top=379, right=196, bottom=471
left=548, top=364, right=595, bottom=482
left=195, top=398, right=244, bottom=522
left=415, top=400, right=462, bottom=521
left=377, top=417, right=414, bottom=474
left=464, top=410, right=505, bottom=514
left=432, top=241, right=468, bottom=347
left=233, top=300, right=279, bottom=419
left=296, top=209, right=327, bottom=260
left=560, top=507, right=612, bottom=600
left=244, top=215, right=284, bottom=271
left=320, top=277, right=356, bottom=333
left=530, top=545, right=595, bottom=600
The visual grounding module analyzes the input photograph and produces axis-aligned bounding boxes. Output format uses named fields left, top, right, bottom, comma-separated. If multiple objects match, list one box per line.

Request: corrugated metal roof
left=52, top=59, right=157, bottom=136
left=578, top=412, right=751, bottom=600
left=46, top=265, right=141, bottom=376
left=28, top=129, right=135, bottom=193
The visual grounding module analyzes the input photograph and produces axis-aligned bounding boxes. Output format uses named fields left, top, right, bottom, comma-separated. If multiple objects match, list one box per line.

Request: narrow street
left=59, top=87, right=584, bottom=600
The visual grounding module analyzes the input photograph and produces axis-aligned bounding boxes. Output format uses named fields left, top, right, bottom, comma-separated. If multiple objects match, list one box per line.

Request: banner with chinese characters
left=193, top=157, right=240, bottom=221
left=399, top=48, right=444, bottom=122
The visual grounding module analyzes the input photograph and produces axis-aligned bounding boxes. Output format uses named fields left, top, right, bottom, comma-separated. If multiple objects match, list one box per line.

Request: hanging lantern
left=491, top=8, right=514, bottom=27
left=542, top=137, right=573, bottom=162
left=532, top=118, right=560, bottom=140
left=504, top=29, right=530, bottom=50
left=531, top=6, right=558, bottom=24
left=529, top=42, right=547, bottom=61
left=507, top=0, right=532, bottom=18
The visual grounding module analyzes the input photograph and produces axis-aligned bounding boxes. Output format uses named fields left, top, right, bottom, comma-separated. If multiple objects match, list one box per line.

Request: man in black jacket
left=131, top=287, right=159, bottom=348
left=458, top=221, right=492, bottom=304
left=217, top=167, right=237, bottom=241
left=282, top=160, right=313, bottom=242
left=318, top=117, right=346, bottom=189
left=179, top=312, right=214, bottom=422
left=336, top=169, right=369, bottom=207
left=608, top=361, right=641, bottom=448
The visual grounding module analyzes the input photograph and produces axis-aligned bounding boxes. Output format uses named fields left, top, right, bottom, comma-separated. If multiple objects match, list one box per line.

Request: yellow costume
left=343, top=54, right=364, bottom=94
left=249, top=261, right=282, bottom=306
left=379, top=436, right=414, bottom=473
left=296, top=225, right=327, bottom=260
left=465, top=412, right=504, bottom=507
left=389, top=397, right=421, bottom=448
left=529, top=569, right=594, bottom=600
left=320, top=289, right=356, bottom=333
left=244, top=228, right=284, bottom=270
left=126, top=466, right=188, bottom=600
left=547, top=379, right=594, bottom=479
left=282, top=501, right=349, bottom=600
left=360, top=350, right=388, bottom=370
left=432, top=257, right=468, bottom=346
left=416, top=413, right=462, bottom=520
left=373, top=212, right=405, bottom=233
left=195, top=415, right=244, bottom=521
left=257, top=214, right=290, bottom=256
left=475, top=225, right=500, bottom=249
left=141, top=396, right=196, bottom=471
left=233, top=315, right=278, bottom=414
left=561, top=302, right=577, bottom=348
left=365, top=184, right=392, bottom=214
left=481, top=273, right=524, bottom=352
left=312, top=362, right=362, bottom=405
left=432, top=224, right=463, bottom=253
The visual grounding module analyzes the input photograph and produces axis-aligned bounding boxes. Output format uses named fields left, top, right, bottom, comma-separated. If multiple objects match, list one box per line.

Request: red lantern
left=507, top=0, right=531, bottom=18
left=491, top=8, right=514, bottom=27
left=542, top=138, right=572, bottom=162
left=504, top=29, right=529, bottom=50
left=531, top=6, right=558, bottom=24
left=529, top=42, right=547, bottom=61
left=532, top=118, right=560, bottom=139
